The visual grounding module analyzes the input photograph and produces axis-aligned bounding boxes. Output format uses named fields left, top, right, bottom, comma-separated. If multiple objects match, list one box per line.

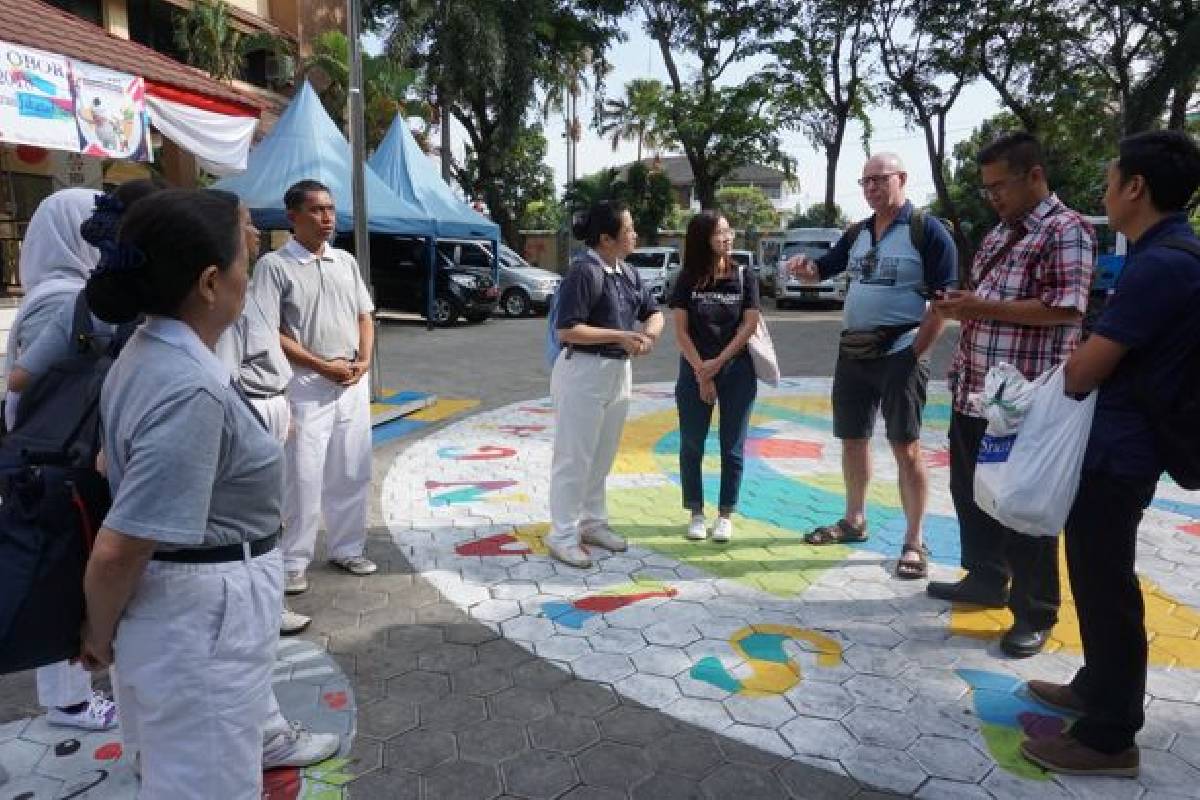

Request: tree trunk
left=824, top=117, right=848, bottom=226
left=1168, top=69, right=1197, bottom=129
left=918, top=117, right=970, bottom=278
left=694, top=171, right=717, bottom=211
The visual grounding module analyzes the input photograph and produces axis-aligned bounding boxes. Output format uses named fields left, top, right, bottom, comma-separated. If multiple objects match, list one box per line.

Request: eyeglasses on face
left=979, top=172, right=1030, bottom=199
left=858, top=173, right=899, bottom=188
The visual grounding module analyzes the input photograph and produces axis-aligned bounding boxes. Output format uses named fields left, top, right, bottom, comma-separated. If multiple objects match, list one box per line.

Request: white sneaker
left=686, top=514, right=708, bottom=540
left=580, top=523, right=628, bottom=552
left=548, top=541, right=593, bottom=569
left=329, top=556, right=378, bottom=576
left=280, top=608, right=311, bottom=635
left=285, top=570, right=309, bottom=595
left=46, top=691, right=118, bottom=731
left=262, top=722, right=340, bottom=769
left=712, top=517, right=733, bottom=543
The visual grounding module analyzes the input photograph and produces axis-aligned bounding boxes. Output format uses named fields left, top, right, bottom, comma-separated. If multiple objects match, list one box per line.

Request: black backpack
left=1135, top=238, right=1200, bottom=490
left=0, top=293, right=134, bottom=673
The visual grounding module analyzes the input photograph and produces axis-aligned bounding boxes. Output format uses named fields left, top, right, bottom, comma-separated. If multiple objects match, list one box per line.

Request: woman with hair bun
left=547, top=200, right=664, bottom=568
left=79, top=189, right=285, bottom=798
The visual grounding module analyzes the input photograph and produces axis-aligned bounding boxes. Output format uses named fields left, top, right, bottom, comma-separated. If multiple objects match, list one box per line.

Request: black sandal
left=896, top=543, right=929, bottom=580
left=804, top=519, right=868, bottom=546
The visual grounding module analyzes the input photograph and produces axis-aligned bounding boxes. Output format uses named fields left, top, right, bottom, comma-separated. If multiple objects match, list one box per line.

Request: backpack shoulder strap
left=909, top=208, right=927, bottom=254
left=70, top=291, right=95, bottom=354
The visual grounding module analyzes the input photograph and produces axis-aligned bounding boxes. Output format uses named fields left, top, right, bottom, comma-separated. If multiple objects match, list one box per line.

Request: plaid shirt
left=949, top=194, right=1096, bottom=415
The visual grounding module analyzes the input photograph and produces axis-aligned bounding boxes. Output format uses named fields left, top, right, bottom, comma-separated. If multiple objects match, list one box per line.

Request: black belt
left=153, top=533, right=279, bottom=564
left=566, top=345, right=628, bottom=360
left=242, top=388, right=285, bottom=400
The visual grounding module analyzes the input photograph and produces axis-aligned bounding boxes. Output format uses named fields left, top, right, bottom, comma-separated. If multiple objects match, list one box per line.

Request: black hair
left=570, top=200, right=628, bottom=247
left=86, top=188, right=242, bottom=324
left=680, top=210, right=728, bottom=291
left=284, top=179, right=332, bottom=211
left=978, top=131, right=1046, bottom=175
left=80, top=177, right=169, bottom=248
left=1115, top=130, right=1200, bottom=214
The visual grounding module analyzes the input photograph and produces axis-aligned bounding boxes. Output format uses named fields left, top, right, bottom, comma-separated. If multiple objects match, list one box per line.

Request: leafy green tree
left=765, top=0, right=873, bottom=228
left=596, top=79, right=670, bottom=162
left=174, top=0, right=289, bottom=84
left=562, top=168, right=625, bottom=212
left=366, top=0, right=621, bottom=244
left=635, top=1, right=792, bottom=209
left=520, top=199, right=565, bottom=230
left=457, top=123, right=557, bottom=242
left=789, top=202, right=849, bottom=228
left=625, top=162, right=676, bottom=244
left=715, top=186, right=778, bottom=230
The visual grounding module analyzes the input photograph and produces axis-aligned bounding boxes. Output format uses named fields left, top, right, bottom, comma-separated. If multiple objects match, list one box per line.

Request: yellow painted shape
left=950, top=545, right=1200, bottom=667
left=805, top=472, right=902, bottom=507
left=759, top=394, right=834, bottom=416
left=486, top=493, right=530, bottom=504
left=512, top=523, right=550, bottom=555
left=614, top=409, right=679, bottom=475
left=408, top=397, right=480, bottom=422
left=723, top=624, right=844, bottom=696
left=596, top=577, right=671, bottom=597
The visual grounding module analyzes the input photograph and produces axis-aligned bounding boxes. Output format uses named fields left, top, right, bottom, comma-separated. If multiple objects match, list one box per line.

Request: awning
left=1, top=0, right=262, bottom=173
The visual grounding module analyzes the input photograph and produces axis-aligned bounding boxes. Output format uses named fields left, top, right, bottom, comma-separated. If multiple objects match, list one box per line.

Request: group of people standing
left=548, top=130, right=1200, bottom=779
left=5, top=179, right=380, bottom=796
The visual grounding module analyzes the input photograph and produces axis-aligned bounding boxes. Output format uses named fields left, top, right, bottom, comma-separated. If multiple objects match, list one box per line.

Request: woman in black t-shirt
left=670, top=211, right=761, bottom=542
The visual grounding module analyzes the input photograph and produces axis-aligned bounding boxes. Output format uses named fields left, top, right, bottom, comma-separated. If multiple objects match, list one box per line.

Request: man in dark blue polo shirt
left=1020, top=130, right=1200, bottom=777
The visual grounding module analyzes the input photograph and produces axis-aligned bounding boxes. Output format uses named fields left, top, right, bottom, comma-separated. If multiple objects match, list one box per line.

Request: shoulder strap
left=70, top=290, right=95, bottom=354
left=909, top=208, right=927, bottom=254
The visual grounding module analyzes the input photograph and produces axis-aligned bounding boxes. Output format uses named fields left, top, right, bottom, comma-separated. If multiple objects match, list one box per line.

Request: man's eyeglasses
left=858, top=173, right=899, bottom=188
left=979, top=172, right=1029, bottom=200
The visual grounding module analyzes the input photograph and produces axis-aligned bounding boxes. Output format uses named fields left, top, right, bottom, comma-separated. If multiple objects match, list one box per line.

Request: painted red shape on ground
left=1180, top=523, right=1200, bottom=537
left=496, top=424, right=546, bottom=437
left=262, top=767, right=302, bottom=800
left=323, top=691, right=348, bottom=710
left=746, top=439, right=824, bottom=459
left=456, top=533, right=529, bottom=557
left=924, top=448, right=951, bottom=468
left=93, top=742, right=123, bottom=761
left=574, top=588, right=677, bottom=613
left=425, top=479, right=516, bottom=491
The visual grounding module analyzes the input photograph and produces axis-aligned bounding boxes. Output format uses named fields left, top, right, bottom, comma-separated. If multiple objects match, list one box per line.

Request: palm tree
left=542, top=48, right=602, bottom=185
left=174, top=0, right=289, bottom=84
left=596, top=79, right=667, bottom=163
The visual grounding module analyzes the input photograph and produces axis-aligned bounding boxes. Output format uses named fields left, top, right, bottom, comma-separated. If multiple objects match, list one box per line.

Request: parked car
left=730, top=249, right=769, bottom=294
left=626, top=246, right=681, bottom=301
left=334, top=233, right=499, bottom=325
left=774, top=227, right=845, bottom=309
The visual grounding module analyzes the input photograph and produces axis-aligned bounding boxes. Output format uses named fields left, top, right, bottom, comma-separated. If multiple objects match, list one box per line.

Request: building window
left=127, top=0, right=188, bottom=64
left=44, top=0, right=103, bottom=25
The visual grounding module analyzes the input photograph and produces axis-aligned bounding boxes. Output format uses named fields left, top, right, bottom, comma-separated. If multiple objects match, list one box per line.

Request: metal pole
left=347, top=0, right=381, bottom=401
left=440, top=99, right=452, bottom=184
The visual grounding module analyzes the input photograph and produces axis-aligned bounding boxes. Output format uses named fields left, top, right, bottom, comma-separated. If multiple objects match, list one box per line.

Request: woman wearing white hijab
left=4, top=187, right=117, bottom=731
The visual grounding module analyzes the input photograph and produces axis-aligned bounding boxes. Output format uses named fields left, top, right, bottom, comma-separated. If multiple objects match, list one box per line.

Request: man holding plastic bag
left=930, top=132, right=1095, bottom=659
left=1019, top=132, right=1200, bottom=778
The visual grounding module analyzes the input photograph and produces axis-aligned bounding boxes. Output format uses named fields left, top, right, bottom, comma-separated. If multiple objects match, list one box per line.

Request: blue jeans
left=675, top=353, right=758, bottom=514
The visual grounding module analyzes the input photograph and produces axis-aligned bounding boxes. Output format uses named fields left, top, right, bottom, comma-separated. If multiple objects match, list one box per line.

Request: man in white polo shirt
left=255, top=180, right=377, bottom=593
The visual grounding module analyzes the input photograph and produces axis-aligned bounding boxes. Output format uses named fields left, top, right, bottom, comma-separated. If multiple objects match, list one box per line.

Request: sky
left=374, top=15, right=1008, bottom=220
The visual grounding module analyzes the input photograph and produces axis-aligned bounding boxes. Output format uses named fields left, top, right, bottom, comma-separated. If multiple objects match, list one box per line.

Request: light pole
left=346, top=0, right=381, bottom=400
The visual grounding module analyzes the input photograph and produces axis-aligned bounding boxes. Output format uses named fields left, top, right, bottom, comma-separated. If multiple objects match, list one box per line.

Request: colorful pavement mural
left=0, top=640, right=355, bottom=800
left=382, top=378, right=1200, bottom=797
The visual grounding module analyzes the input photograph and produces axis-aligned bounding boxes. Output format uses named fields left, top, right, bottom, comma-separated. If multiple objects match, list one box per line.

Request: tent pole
left=347, top=0, right=380, bottom=401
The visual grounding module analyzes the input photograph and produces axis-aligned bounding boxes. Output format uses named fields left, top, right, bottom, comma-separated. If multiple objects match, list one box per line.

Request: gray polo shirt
left=15, top=291, right=118, bottom=378
left=101, top=316, right=283, bottom=549
left=253, top=238, right=374, bottom=361
left=214, top=271, right=292, bottom=397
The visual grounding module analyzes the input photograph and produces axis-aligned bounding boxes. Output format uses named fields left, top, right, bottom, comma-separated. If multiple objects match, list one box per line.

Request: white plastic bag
left=974, top=365, right=1096, bottom=537
left=976, top=362, right=1043, bottom=436
left=748, top=317, right=781, bottom=386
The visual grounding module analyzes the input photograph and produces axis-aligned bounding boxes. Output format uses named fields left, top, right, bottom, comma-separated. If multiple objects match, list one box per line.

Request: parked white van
left=774, top=227, right=845, bottom=308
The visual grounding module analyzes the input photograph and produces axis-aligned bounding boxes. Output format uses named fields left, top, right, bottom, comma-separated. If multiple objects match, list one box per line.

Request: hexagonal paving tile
left=385, top=728, right=457, bottom=772
left=699, top=762, right=790, bottom=799
left=489, top=686, right=556, bottom=723
left=420, top=694, right=488, bottom=732
left=357, top=696, right=419, bottom=740
left=645, top=731, right=723, bottom=778
left=501, top=749, right=579, bottom=799
left=457, top=719, right=529, bottom=765
left=597, top=706, right=675, bottom=746
left=386, top=670, right=451, bottom=706
left=576, top=741, right=652, bottom=791
left=778, top=716, right=855, bottom=761
left=907, top=735, right=993, bottom=783
left=631, top=771, right=706, bottom=800
left=571, top=653, right=637, bottom=683
left=843, top=674, right=915, bottom=712
left=418, top=642, right=478, bottom=673
left=841, top=707, right=919, bottom=750
left=631, top=645, right=694, bottom=677
left=553, top=682, right=619, bottom=717
left=453, top=663, right=517, bottom=697
left=786, top=682, right=857, bottom=720
left=839, top=744, right=929, bottom=796
left=526, top=714, right=602, bottom=754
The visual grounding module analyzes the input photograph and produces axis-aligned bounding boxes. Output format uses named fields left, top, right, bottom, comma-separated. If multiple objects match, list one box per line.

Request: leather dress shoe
left=925, top=576, right=1008, bottom=608
left=1001, top=621, right=1051, bottom=658
left=1026, top=680, right=1087, bottom=715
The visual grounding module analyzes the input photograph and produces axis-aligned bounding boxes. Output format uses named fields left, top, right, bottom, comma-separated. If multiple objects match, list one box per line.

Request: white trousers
left=36, top=660, right=92, bottom=708
left=245, top=391, right=293, bottom=743
left=548, top=351, right=632, bottom=549
left=114, top=548, right=283, bottom=800
left=282, top=369, right=372, bottom=573
left=246, top=393, right=291, bottom=445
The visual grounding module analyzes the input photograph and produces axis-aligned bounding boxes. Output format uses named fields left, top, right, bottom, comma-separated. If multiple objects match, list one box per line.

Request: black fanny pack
left=838, top=323, right=919, bottom=360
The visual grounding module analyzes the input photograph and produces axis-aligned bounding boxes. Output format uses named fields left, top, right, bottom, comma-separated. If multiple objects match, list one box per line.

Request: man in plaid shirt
left=929, top=132, right=1096, bottom=658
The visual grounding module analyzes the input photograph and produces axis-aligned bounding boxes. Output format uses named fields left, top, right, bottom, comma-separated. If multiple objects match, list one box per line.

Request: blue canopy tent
left=215, top=82, right=444, bottom=326
left=368, top=115, right=501, bottom=285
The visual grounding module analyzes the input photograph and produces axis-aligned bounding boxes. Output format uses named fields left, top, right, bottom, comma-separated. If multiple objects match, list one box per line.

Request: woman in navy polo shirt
left=547, top=201, right=665, bottom=568
left=671, top=211, right=761, bottom=543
